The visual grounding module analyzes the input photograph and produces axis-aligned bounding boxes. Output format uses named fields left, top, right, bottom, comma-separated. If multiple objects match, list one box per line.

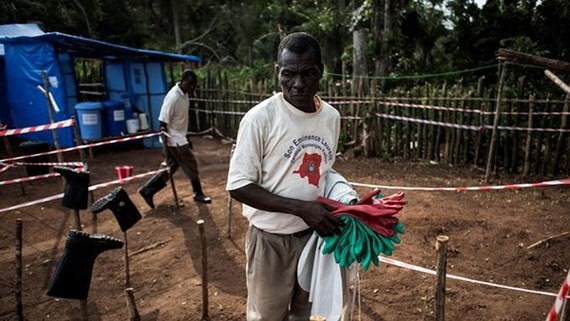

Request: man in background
left=138, top=70, right=211, bottom=208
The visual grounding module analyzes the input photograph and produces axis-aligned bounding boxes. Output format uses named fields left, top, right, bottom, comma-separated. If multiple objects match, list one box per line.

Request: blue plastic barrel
left=101, top=100, right=126, bottom=136
left=75, top=102, right=103, bottom=140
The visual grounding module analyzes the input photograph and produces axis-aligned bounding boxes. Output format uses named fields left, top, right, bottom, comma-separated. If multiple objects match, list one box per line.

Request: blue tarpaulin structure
left=0, top=23, right=200, bottom=147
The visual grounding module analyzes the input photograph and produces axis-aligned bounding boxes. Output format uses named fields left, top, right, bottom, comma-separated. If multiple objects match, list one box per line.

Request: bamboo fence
left=192, top=67, right=570, bottom=178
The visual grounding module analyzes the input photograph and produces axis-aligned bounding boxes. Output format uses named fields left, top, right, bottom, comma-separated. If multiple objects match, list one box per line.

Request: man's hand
left=297, top=201, right=344, bottom=237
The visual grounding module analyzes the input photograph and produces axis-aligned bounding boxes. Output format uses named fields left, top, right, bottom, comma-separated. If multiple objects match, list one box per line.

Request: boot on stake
left=54, top=166, right=90, bottom=210
left=47, top=230, right=124, bottom=300
left=91, top=186, right=142, bottom=232
left=137, top=175, right=166, bottom=209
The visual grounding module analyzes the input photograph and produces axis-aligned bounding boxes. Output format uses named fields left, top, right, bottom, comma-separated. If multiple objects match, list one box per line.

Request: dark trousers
left=158, top=143, right=199, bottom=183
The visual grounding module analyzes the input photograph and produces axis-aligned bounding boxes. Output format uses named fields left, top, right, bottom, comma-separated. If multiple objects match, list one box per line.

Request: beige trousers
left=245, top=225, right=312, bottom=321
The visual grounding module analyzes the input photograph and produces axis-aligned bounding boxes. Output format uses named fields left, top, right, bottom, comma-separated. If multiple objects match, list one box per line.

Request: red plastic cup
left=115, top=166, right=134, bottom=181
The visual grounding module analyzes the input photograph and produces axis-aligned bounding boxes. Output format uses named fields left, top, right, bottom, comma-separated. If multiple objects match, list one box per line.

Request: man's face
left=277, top=49, right=322, bottom=112
left=181, top=78, right=197, bottom=94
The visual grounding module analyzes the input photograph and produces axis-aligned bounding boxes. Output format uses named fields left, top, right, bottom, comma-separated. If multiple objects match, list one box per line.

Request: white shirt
left=226, top=93, right=341, bottom=234
left=158, top=83, right=189, bottom=147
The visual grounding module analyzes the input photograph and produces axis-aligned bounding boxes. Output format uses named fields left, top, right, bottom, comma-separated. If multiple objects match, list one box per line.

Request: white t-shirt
left=226, top=93, right=341, bottom=234
left=158, top=83, right=189, bottom=147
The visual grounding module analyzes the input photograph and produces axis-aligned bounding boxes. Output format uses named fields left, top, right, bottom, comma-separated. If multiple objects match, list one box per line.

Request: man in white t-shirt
left=138, top=70, right=211, bottom=208
left=226, top=32, right=344, bottom=321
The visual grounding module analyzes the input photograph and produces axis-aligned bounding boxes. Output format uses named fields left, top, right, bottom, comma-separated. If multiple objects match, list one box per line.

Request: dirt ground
left=0, top=135, right=569, bottom=321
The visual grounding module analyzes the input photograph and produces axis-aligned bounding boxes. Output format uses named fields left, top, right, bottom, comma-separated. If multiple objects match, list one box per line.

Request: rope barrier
left=324, top=64, right=499, bottom=80
left=349, top=178, right=570, bottom=191
left=0, top=132, right=160, bottom=163
left=374, top=112, right=482, bottom=131
left=2, top=161, right=84, bottom=168
left=379, top=256, right=565, bottom=298
left=0, top=119, right=75, bottom=137
left=0, top=169, right=164, bottom=213
left=0, top=172, right=61, bottom=186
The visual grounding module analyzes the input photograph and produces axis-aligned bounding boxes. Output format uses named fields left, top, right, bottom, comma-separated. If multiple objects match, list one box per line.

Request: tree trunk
left=378, top=0, right=392, bottom=79
left=172, top=0, right=182, bottom=53
left=352, top=29, right=368, bottom=94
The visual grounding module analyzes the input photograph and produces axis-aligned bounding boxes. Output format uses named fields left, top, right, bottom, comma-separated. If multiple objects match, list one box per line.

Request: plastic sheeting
left=4, top=39, right=74, bottom=146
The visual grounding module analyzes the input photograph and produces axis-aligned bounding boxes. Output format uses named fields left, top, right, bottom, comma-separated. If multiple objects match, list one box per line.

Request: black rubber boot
left=54, top=166, right=90, bottom=210
left=47, top=230, right=123, bottom=300
left=191, top=179, right=211, bottom=203
left=91, top=186, right=142, bottom=232
left=137, top=175, right=166, bottom=209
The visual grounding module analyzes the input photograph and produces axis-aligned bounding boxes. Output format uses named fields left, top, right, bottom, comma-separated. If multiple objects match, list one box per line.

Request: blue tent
left=0, top=23, right=200, bottom=147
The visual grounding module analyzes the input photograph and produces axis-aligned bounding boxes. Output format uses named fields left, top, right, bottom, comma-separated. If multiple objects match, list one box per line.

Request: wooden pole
left=473, top=76, right=485, bottom=166
left=485, top=62, right=508, bottom=182
left=496, top=48, right=570, bottom=73
left=197, top=219, right=209, bottom=320
left=522, top=95, right=535, bottom=177
left=552, top=95, right=569, bottom=174
left=72, top=209, right=82, bottom=231
left=3, top=137, right=26, bottom=195
left=71, top=117, right=97, bottom=232
left=161, top=133, right=180, bottom=208
left=124, top=288, right=141, bottom=321
left=435, top=235, right=449, bottom=321
left=226, top=144, right=236, bottom=239
left=40, top=71, right=64, bottom=163
left=124, top=231, right=131, bottom=288
left=15, top=219, right=24, bottom=321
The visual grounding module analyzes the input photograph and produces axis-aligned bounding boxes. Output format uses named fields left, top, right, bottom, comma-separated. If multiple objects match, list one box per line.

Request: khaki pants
left=246, top=225, right=312, bottom=321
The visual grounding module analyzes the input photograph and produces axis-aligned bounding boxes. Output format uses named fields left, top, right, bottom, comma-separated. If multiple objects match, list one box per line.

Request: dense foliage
left=1, top=0, right=568, bottom=81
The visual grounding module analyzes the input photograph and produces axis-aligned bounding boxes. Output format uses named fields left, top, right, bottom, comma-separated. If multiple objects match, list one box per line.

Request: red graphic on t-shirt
left=293, top=153, right=322, bottom=187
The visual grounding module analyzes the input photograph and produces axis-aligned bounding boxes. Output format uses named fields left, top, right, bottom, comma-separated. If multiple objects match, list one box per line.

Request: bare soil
left=0, top=136, right=568, bottom=321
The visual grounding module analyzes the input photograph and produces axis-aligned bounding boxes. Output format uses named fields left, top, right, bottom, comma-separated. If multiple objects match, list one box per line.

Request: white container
left=138, top=113, right=149, bottom=130
left=126, top=119, right=139, bottom=134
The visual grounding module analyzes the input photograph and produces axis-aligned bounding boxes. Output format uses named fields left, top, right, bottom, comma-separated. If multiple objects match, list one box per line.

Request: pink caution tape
left=0, top=119, right=75, bottom=137
left=0, top=169, right=165, bottom=213
left=546, top=270, right=570, bottom=321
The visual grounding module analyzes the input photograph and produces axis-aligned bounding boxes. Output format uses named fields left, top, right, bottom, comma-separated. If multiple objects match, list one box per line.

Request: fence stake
left=523, top=95, right=535, bottom=177
left=15, top=219, right=24, bottom=321
left=124, top=288, right=141, bottom=321
left=226, top=144, right=236, bottom=239
left=161, top=133, right=180, bottom=208
left=553, top=95, right=569, bottom=174
left=124, top=231, right=131, bottom=287
left=72, top=209, right=82, bottom=231
left=485, top=62, right=508, bottom=182
left=197, top=219, right=209, bottom=320
left=435, top=235, right=449, bottom=321
left=3, top=137, right=26, bottom=195
left=40, top=71, right=64, bottom=164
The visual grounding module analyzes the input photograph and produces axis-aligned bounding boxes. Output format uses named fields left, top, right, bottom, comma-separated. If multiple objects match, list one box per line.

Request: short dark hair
left=277, top=32, right=323, bottom=69
left=181, top=69, right=197, bottom=82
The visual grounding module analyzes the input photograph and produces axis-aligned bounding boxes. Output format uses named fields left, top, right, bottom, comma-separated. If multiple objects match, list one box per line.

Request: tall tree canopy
left=1, top=0, right=568, bottom=78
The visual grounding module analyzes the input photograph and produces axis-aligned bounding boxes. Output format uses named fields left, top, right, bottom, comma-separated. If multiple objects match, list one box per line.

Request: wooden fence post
left=435, top=235, right=449, bottom=321
left=3, top=137, right=26, bottom=195
left=40, top=71, right=64, bottom=163
left=226, top=144, right=236, bottom=239
left=522, top=95, right=535, bottom=177
left=197, top=219, right=209, bottom=320
left=485, top=62, right=508, bottom=183
left=161, top=132, right=180, bottom=208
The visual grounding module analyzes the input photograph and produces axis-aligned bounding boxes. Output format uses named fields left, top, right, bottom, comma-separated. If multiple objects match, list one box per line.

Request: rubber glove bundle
left=317, top=190, right=406, bottom=271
